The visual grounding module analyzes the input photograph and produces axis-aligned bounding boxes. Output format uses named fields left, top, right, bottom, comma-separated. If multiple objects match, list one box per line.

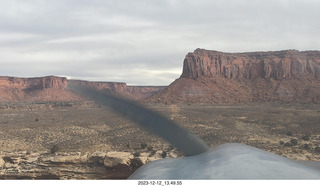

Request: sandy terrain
left=1, top=101, right=319, bottom=161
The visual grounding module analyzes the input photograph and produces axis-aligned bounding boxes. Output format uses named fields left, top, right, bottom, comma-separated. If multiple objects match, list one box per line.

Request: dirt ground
left=0, top=101, right=319, bottom=161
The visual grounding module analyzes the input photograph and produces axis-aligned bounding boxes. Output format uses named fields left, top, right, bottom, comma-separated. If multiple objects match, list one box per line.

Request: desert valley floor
left=0, top=101, right=320, bottom=179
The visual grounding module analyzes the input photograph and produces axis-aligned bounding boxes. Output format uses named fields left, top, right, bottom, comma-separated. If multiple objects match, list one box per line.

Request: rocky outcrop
left=145, top=49, right=320, bottom=104
left=0, top=150, right=177, bottom=179
left=0, top=158, right=5, bottom=168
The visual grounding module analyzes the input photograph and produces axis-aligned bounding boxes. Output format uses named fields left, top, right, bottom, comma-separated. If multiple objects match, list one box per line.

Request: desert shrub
left=3, top=156, right=14, bottom=164
left=149, top=150, right=156, bottom=157
left=286, top=131, right=293, bottom=136
left=129, top=158, right=144, bottom=172
left=133, top=152, right=140, bottom=157
left=50, top=144, right=59, bottom=154
left=284, top=142, right=292, bottom=147
left=160, top=151, right=167, bottom=158
left=290, top=138, right=298, bottom=146
left=140, top=143, right=147, bottom=149
left=147, top=146, right=154, bottom=151
left=315, top=147, right=320, bottom=153
left=302, top=135, right=310, bottom=141
left=35, top=118, right=39, bottom=122
left=303, top=144, right=310, bottom=150
left=279, top=141, right=284, bottom=145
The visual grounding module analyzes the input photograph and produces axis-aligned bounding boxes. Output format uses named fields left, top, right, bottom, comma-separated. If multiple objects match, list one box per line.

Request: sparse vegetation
left=147, top=146, right=154, bottom=151
left=315, top=147, right=320, bottom=153
left=282, top=138, right=299, bottom=147
left=50, top=144, right=59, bottom=154
left=284, top=142, right=292, bottom=147
left=1, top=102, right=320, bottom=169
left=133, top=152, right=140, bottom=157
left=303, top=144, right=310, bottom=150
left=35, top=118, right=39, bottom=122
left=160, top=151, right=167, bottom=158
left=290, top=138, right=298, bottom=146
left=149, top=150, right=156, bottom=157
left=302, top=135, right=310, bottom=141
left=140, top=143, right=147, bottom=149
left=3, top=156, right=14, bottom=164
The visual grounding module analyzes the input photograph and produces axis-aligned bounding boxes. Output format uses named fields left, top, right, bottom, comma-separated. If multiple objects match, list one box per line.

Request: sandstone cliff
left=0, top=76, right=164, bottom=102
left=181, top=49, right=320, bottom=80
left=145, top=49, right=320, bottom=104
left=67, top=80, right=164, bottom=100
left=0, top=76, right=77, bottom=102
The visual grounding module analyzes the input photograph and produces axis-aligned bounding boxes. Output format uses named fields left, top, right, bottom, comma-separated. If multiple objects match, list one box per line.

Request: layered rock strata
left=0, top=76, right=76, bottom=102
left=181, top=49, right=320, bottom=80
left=0, top=150, right=174, bottom=179
left=69, top=80, right=164, bottom=100
left=0, top=76, right=164, bottom=102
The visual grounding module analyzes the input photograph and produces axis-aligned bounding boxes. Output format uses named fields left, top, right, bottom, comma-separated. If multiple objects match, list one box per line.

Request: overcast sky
left=0, top=0, right=319, bottom=85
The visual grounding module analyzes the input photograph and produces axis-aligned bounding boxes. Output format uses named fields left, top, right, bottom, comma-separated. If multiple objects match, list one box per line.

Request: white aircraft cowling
left=129, top=143, right=320, bottom=179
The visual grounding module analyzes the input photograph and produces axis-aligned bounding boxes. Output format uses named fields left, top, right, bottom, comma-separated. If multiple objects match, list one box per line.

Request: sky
left=0, top=0, right=319, bottom=85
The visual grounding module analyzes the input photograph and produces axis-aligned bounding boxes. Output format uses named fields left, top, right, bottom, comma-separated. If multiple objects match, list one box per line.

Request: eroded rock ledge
left=0, top=150, right=177, bottom=179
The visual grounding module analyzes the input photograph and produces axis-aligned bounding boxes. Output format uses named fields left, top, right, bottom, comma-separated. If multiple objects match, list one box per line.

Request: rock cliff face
left=127, top=86, right=166, bottom=100
left=0, top=76, right=77, bottom=102
left=145, top=49, right=320, bottom=104
left=0, top=76, right=67, bottom=91
left=68, top=80, right=164, bottom=100
left=0, top=76, right=164, bottom=102
left=181, top=49, right=320, bottom=80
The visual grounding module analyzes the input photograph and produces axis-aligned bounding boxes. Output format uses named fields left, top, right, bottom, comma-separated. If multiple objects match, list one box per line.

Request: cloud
left=0, top=0, right=319, bottom=85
